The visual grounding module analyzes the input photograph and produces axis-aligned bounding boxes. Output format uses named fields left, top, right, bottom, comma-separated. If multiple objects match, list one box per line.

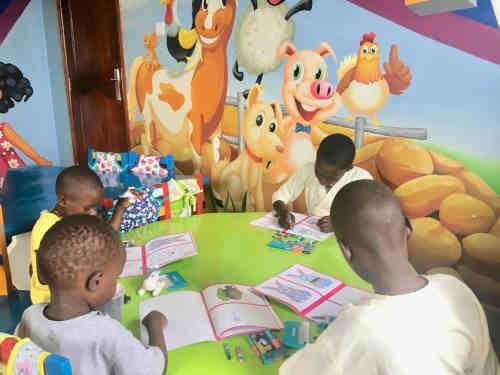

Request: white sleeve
left=353, top=167, right=373, bottom=181
left=279, top=309, right=380, bottom=375
left=272, top=166, right=308, bottom=205
left=104, top=318, right=165, bottom=375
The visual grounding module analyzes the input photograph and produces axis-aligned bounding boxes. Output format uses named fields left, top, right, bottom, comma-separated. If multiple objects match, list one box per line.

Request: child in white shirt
left=17, top=215, right=168, bottom=375
left=280, top=180, right=500, bottom=375
left=272, top=133, right=372, bottom=232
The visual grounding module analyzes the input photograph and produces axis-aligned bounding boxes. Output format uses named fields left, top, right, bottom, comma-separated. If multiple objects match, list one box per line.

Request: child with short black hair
left=18, top=215, right=168, bottom=375
left=30, top=166, right=129, bottom=304
left=272, top=133, right=372, bottom=232
left=279, top=180, right=500, bottom=374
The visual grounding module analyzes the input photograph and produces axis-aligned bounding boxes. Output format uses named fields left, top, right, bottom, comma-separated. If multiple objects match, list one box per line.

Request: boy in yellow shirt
left=30, top=166, right=129, bottom=304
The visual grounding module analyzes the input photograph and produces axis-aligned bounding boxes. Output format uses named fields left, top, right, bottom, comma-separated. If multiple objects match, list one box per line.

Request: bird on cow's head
left=161, top=0, right=199, bottom=64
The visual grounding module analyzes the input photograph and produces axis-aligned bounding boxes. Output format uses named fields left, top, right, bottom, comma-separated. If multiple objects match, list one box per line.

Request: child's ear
left=338, top=239, right=352, bottom=262
left=86, top=271, right=104, bottom=293
left=404, top=216, right=413, bottom=240
left=58, top=194, right=68, bottom=208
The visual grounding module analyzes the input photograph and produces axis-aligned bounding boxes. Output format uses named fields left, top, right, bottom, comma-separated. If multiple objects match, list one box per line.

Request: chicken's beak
left=160, top=0, right=174, bottom=5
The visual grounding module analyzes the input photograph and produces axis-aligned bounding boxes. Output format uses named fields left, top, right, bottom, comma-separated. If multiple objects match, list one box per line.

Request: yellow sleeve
left=30, top=212, right=60, bottom=304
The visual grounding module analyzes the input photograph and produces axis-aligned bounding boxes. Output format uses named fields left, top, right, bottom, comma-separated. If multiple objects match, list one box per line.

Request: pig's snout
left=311, top=80, right=334, bottom=100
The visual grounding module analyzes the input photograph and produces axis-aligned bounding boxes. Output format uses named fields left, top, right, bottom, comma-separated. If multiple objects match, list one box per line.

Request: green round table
left=121, top=213, right=371, bottom=375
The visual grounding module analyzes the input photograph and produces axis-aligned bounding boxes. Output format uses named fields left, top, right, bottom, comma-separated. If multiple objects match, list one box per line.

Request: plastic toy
left=247, top=331, right=287, bottom=365
left=138, top=270, right=169, bottom=297
left=0, top=334, right=71, bottom=374
left=283, top=321, right=310, bottom=349
left=138, top=270, right=187, bottom=297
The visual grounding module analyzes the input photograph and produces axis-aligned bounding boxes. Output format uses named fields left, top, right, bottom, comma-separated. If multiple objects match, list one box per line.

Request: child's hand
left=143, top=310, right=168, bottom=331
left=115, top=198, right=131, bottom=212
left=278, top=209, right=295, bottom=230
left=318, top=216, right=333, bottom=233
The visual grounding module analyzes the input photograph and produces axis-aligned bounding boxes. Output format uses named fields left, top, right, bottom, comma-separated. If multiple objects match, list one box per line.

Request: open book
left=254, top=264, right=372, bottom=320
left=120, top=232, right=197, bottom=278
left=139, top=284, right=283, bottom=350
left=250, top=212, right=333, bottom=241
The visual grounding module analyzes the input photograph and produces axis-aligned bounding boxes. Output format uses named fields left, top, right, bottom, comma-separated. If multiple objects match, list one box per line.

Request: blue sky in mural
left=120, top=0, right=500, bottom=161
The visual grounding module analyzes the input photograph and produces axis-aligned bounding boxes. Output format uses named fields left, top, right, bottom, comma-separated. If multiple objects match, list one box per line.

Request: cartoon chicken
left=336, top=32, right=412, bottom=126
left=161, top=0, right=198, bottom=64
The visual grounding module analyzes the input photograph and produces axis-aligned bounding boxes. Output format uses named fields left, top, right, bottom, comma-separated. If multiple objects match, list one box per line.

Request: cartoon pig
left=267, top=42, right=341, bottom=183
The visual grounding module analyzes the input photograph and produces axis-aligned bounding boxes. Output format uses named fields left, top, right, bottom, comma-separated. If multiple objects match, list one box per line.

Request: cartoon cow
left=267, top=42, right=341, bottom=183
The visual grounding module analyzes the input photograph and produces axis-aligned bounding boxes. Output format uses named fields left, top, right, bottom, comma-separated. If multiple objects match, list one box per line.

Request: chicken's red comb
left=360, top=32, right=376, bottom=45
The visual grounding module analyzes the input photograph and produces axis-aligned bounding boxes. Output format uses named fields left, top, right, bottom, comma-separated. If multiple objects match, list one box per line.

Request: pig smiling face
left=277, top=42, right=340, bottom=124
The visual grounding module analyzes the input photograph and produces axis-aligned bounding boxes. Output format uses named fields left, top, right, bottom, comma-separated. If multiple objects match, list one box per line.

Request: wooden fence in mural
left=223, top=94, right=428, bottom=150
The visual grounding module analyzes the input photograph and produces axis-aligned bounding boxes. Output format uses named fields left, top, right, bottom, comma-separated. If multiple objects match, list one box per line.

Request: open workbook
left=254, top=264, right=372, bottom=320
left=139, top=284, right=283, bottom=350
left=120, top=232, right=197, bottom=278
left=250, top=212, right=333, bottom=241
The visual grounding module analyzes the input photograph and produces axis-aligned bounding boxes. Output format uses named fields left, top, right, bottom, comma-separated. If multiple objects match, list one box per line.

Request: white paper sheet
left=120, top=246, right=144, bottom=278
left=145, top=232, right=198, bottom=269
left=139, top=291, right=215, bottom=350
left=250, top=212, right=333, bottom=241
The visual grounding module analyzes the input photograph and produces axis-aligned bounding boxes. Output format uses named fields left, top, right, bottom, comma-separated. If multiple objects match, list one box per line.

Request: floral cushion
left=90, top=152, right=122, bottom=173
left=130, top=155, right=169, bottom=177
left=106, top=187, right=163, bottom=233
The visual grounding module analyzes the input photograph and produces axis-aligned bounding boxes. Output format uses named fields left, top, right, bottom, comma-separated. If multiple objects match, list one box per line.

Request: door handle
left=111, top=67, right=122, bottom=101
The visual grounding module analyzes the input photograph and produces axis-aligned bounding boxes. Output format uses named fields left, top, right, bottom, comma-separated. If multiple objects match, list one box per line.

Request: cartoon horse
left=127, top=0, right=237, bottom=174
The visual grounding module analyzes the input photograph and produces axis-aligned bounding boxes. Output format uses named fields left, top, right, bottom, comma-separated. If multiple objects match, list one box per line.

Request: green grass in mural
left=423, top=142, right=500, bottom=194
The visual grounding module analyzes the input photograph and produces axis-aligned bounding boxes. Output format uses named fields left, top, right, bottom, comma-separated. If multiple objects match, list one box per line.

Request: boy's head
left=330, top=180, right=412, bottom=284
left=315, top=134, right=355, bottom=189
left=37, top=215, right=125, bottom=309
left=55, top=166, right=104, bottom=216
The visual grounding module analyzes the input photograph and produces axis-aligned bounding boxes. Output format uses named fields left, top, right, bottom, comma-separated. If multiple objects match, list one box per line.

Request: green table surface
left=120, top=213, right=372, bottom=375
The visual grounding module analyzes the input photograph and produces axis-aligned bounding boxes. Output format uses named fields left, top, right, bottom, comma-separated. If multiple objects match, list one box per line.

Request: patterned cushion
left=90, top=152, right=122, bottom=173
left=130, top=155, right=169, bottom=177
left=106, top=187, right=163, bottom=233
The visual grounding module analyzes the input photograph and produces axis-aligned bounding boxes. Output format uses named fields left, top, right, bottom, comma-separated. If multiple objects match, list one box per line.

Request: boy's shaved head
left=331, top=180, right=407, bottom=252
left=331, top=180, right=427, bottom=295
left=38, top=215, right=122, bottom=287
left=56, top=166, right=103, bottom=198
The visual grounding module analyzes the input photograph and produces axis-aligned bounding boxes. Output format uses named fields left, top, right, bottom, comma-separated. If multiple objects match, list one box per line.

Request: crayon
left=264, top=330, right=281, bottom=349
left=236, top=346, right=244, bottom=363
left=223, top=343, right=232, bottom=360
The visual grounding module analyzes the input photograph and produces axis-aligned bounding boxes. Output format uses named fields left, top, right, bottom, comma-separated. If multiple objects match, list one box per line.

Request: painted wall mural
left=0, top=62, right=52, bottom=188
left=120, top=0, right=500, bottom=307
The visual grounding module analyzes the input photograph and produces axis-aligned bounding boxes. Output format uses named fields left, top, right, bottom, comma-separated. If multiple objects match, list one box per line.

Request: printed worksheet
left=250, top=212, right=333, bottom=241
left=139, top=284, right=282, bottom=350
left=254, top=264, right=372, bottom=319
left=119, top=232, right=197, bottom=278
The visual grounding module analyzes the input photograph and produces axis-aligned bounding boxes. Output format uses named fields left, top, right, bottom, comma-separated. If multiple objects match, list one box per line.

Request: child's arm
left=142, top=311, right=168, bottom=373
left=3, top=123, right=52, bottom=165
left=272, top=166, right=309, bottom=228
left=109, top=198, right=130, bottom=231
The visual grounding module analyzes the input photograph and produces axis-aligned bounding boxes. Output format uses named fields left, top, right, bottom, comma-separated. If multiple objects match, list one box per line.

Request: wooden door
left=59, top=0, right=129, bottom=166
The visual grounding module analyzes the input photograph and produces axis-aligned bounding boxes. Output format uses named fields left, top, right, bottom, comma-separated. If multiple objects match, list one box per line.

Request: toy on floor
left=0, top=334, right=72, bottom=374
left=247, top=331, right=287, bottom=365
left=138, top=270, right=187, bottom=297
left=267, top=232, right=317, bottom=254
